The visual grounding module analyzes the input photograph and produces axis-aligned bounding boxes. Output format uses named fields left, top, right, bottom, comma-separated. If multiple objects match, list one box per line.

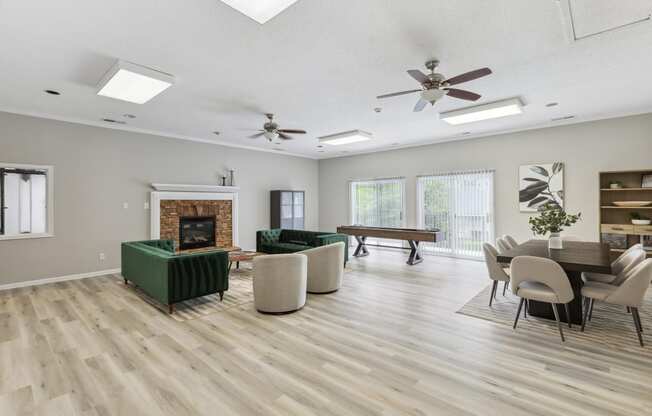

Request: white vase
left=549, top=232, right=563, bottom=250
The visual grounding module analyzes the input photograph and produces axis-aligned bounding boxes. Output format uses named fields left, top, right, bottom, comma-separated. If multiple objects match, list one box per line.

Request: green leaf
left=530, top=166, right=549, bottom=177
left=552, top=162, right=563, bottom=174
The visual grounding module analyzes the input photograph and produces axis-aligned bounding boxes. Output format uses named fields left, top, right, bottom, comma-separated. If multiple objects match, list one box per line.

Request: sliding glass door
left=417, top=170, right=494, bottom=258
left=350, top=178, right=405, bottom=246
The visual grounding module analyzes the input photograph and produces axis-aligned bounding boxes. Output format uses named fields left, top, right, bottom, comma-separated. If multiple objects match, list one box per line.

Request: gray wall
left=319, top=114, right=652, bottom=244
left=0, top=112, right=319, bottom=285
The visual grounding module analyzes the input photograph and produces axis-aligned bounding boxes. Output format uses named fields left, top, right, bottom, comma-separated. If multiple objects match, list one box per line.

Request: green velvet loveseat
left=121, top=240, right=229, bottom=313
left=256, top=229, right=349, bottom=264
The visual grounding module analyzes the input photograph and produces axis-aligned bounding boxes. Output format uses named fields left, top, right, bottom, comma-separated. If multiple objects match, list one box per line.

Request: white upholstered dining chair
left=496, top=238, right=511, bottom=254
left=511, top=256, right=574, bottom=342
left=582, top=244, right=645, bottom=284
left=482, top=243, right=510, bottom=306
left=581, top=259, right=652, bottom=347
left=503, top=235, right=518, bottom=249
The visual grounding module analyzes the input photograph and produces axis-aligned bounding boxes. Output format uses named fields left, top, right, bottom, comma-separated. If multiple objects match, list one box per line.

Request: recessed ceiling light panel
left=219, top=0, right=300, bottom=24
left=440, top=98, right=524, bottom=125
left=97, top=60, right=175, bottom=104
left=319, top=130, right=372, bottom=146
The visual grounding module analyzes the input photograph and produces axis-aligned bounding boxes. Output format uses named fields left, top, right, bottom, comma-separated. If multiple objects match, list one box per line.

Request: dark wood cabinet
left=270, top=190, right=305, bottom=230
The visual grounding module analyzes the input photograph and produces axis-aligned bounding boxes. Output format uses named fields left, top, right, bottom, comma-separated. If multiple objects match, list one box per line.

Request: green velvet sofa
left=121, top=240, right=229, bottom=313
left=256, top=229, right=349, bottom=263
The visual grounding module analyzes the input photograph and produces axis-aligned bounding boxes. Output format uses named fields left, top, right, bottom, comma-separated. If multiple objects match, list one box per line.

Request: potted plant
left=630, top=212, right=652, bottom=225
left=529, top=203, right=582, bottom=249
left=609, top=180, right=624, bottom=189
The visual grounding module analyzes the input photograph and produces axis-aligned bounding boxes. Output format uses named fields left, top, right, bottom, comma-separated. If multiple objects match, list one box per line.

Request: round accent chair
left=253, top=253, right=307, bottom=314
left=302, top=242, right=346, bottom=294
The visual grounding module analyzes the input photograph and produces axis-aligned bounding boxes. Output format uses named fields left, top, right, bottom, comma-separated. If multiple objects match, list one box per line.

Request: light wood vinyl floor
left=1, top=248, right=651, bottom=416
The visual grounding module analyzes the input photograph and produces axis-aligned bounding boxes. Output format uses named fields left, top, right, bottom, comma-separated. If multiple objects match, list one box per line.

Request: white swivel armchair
left=302, top=242, right=345, bottom=294
left=253, top=253, right=307, bottom=314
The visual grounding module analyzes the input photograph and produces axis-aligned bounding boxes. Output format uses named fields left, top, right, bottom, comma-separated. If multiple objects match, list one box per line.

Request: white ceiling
left=1, top=0, right=652, bottom=159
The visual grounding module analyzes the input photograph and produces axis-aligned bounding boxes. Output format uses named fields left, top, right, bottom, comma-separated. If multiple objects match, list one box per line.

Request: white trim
left=151, top=183, right=240, bottom=193
left=150, top=191, right=239, bottom=247
left=0, top=233, right=54, bottom=241
left=0, top=268, right=121, bottom=291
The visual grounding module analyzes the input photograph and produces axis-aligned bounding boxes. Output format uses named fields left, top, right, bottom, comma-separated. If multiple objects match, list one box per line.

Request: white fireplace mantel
left=149, top=185, right=239, bottom=246
left=151, top=183, right=240, bottom=193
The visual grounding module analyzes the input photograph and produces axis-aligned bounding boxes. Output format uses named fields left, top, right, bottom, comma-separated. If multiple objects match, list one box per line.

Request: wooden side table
left=228, top=251, right=264, bottom=272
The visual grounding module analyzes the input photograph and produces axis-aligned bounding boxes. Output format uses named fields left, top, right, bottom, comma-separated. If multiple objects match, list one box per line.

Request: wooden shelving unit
left=599, top=170, right=652, bottom=259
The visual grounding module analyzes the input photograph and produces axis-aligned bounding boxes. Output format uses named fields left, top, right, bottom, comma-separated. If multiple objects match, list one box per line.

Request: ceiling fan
left=249, top=113, right=307, bottom=142
left=377, top=60, right=492, bottom=112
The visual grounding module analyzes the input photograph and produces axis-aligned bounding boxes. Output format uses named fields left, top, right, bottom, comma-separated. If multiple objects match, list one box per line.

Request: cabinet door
left=292, top=192, right=304, bottom=230
left=281, top=192, right=294, bottom=228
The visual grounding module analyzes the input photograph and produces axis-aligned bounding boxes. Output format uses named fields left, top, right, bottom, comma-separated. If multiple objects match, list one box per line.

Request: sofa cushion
left=261, top=242, right=310, bottom=254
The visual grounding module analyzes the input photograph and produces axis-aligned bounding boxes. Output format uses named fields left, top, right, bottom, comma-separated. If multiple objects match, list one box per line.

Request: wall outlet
left=144, top=202, right=150, bottom=210
left=99, top=253, right=106, bottom=261
left=122, top=202, right=129, bottom=209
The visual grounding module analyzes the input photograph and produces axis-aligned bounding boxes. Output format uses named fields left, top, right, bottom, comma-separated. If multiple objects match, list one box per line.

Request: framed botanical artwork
left=519, top=162, right=564, bottom=212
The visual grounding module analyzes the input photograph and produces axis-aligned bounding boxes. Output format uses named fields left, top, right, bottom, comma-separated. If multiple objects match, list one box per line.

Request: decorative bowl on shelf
left=612, top=201, right=652, bottom=207
left=632, top=219, right=652, bottom=225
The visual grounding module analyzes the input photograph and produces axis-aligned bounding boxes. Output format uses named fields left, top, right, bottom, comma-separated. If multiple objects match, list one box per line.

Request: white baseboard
left=0, top=268, right=121, bottom=291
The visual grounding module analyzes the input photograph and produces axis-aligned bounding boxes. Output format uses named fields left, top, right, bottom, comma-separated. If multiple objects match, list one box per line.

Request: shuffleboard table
left=336, top=225, right=444, bottom=265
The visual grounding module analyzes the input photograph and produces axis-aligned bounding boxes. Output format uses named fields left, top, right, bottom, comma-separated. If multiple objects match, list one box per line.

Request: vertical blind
left=350, top=178, right=405, bottom=246
left=417, top=170, right=494, bottom=258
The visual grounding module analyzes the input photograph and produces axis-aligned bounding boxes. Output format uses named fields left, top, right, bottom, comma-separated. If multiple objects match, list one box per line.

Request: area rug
left=128, top=266, right=255, bottom=322
left=457, top=283, right=652, bottom=354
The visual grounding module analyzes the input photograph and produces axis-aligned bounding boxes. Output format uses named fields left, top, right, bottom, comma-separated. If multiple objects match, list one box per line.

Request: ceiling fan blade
left=413, top=99, right=428, bottom=112
left=278, top=133, right=293, bottom=140
left=248, top=132, right=265, bottom=139
left=445, top=88, right=481, bottom=101
left=407, top=69, right=429, bottom=84
left=277, top=129, right=306, bottom=134
left=377, top=89, right=421, bottom=99
left=445, top=67, right=492, bottom=86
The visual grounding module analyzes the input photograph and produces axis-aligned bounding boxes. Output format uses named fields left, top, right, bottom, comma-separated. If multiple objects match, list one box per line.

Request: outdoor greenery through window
left=350, top=178, right=405, bottom=246
left=417, top=170, right=494, bottom=258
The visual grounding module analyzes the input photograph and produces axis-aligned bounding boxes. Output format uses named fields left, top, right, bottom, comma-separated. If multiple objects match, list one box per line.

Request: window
left=417, top=170, right=494, bottom=258
left=0, top=163, right=54, bottom=240
left=350, top=178, right=405, bottom=246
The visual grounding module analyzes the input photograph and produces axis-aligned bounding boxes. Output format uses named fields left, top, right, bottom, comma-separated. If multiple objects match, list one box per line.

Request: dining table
left=496, top=239, right=612, bottom=325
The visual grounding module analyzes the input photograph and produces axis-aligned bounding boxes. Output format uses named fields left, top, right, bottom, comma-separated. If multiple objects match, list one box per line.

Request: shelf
left=600, top=188, right=652, bottom=191
left=601, top=206, right=652, bottom=209
left=611, top=248, right=652, bottom=253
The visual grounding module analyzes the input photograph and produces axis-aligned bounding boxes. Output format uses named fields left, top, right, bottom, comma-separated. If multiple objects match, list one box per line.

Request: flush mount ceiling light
left=440, top=98, right=524, bottom=125
left=97, top=60, right=175, bottom=104
left=219, top=0, right=300, bottom=24
left=319, top=130, right=372, bottom=146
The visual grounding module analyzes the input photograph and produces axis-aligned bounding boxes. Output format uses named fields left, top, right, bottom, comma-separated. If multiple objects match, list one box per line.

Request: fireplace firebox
left=179, top=216, right=216, bottom=250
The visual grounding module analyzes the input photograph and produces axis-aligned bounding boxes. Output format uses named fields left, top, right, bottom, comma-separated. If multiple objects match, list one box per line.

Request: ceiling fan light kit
left=440, top=98, right=524, bottom=125
left=97, top=60, right=175, bottom=104
left=249, top=113, right=307, bottom=142
left=319, top=130, right=373, bottom=146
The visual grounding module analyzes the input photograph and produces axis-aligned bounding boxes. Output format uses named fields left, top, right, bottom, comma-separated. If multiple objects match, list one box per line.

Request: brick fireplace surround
left=160, top=200, right=233, bottom=249
left=150, top=185, right=239, bottom=249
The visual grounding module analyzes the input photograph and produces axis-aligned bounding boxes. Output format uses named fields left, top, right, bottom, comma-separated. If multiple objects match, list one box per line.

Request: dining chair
left=503, top=235, right=518, bottom=249
left=581, top=259, right=652, bottom=347
left=482, top=243, right=510, bottom=306
left=511, top=256, right=574, bottom=342
left=582, top=244, right=644, bottom=284
left=496, top=238, right=511, bottom=254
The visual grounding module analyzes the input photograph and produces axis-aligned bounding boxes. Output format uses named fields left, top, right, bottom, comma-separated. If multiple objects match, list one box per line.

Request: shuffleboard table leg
left=353, top=236, right=369, bottom=257
left=407, top=240, right=423, bottom=265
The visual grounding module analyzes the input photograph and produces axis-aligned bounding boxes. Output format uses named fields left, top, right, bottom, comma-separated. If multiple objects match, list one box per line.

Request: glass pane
left=3, top=172, right=47, bottom=235
left=281, top=218, right=293, bottom=229
left=293, top=204, right=303, bottom=219
left=281, top=192, right=292, bottom=205
left=281, top=205, right=292, bottom=219
left=293, top=192, right=303, bottom=205
left=293, top=218, right=304, bottom=230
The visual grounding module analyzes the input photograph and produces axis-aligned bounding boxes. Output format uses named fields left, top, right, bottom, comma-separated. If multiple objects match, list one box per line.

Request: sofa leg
left=219, top=291, right=224, bottom=301
left=168, top=304, right=175, bottom=314
left=123, top=278, right=128, bottom=285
